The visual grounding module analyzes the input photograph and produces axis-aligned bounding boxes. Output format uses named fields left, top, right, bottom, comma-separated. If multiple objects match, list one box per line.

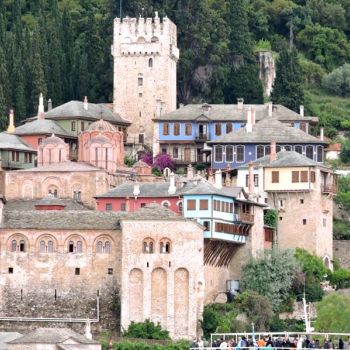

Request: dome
left=88, top=119, right=117, bottom=132
left=42, top=134, right=65, bottom=145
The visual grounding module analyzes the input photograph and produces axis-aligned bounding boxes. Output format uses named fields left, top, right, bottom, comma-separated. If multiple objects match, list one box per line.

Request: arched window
left=295, top=145, right=303, bottom=154
left=19, top=240, right=25, bottom=252
left=226, top=146, right=234, bottom=162
left=148, top=58, right=153, bottom=68
left=276, top=145, right=281, bottom=153
left=105, top=241, right=111, bottom=254
left=11, top=240, right=17, bottom=252
left=178, top=201, right=183, bottom=213
left=69, top=241, right=74, bottom=253
left=48, top=241, right=54, bottom=253
left=162, top=201, right=170, bottom=208
left=160, top=239, right=171, bottom=254
left=151, top=36, right=159, bottom=43
left=77, top=241, right=83, bottom=253
left=317, top=146, right=323, bottom=162
left=214, top=145, right=223, bottom=162
left=285, top=145, right=292, bottom=151
left=143, top=238, right=154, bottom=253
left=40, top=240, right=46, bottom=253
left=306, top=145, right=314, bottom=159
left=265, top=145, right=271, bottom=155
left=97, top=241, right=103, bottom=254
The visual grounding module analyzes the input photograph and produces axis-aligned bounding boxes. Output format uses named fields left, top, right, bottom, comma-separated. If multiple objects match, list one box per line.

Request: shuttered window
left=187, top=200, right=196, bottom=210
left=300, top=171, right=308, bottom=182
left=185, top=123, right=192, bottom=136
left=163, top=123, right=169, bottom=135
left=226, top=123, right=232, bottom=133
left=272, top=171, right=279, bottom=183
left=174, top=123, right=180, bottom=136
left=292, top=171, right=299, bottom=183
left=200, top=199, right=208, bottom=210
left=215, top=123, right=221, bottom=136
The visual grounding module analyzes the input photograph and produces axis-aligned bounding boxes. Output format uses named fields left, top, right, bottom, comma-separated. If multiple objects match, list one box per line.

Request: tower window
left=75, top=268, right=80, bottom=275
left=148, top=58, right=153, bottom=67
left=138, top=77, right=143, bottom=86
left=71, top=121, right=76, bottom=131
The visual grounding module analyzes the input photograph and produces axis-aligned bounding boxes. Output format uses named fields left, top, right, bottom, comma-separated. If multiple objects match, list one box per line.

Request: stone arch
left=42, top=176, right=63, bottom=198
left=174, top=268, right=189, bottom=337
left=35, top=234, right=58, bottom=253
left=64, top=234, right=87, bottom=253
left=159, top=237, right=171, bottom=254
left=92, top=235, right=114, bottom=254
left=137, top=36, right=146, bottom=43
left=151, top=36, right=159, bottom=43
left=323, top=255, right=331, bottom=269
left=151, top=268, right=167, bottom=328
left=129, top=268, right=143, bottom=323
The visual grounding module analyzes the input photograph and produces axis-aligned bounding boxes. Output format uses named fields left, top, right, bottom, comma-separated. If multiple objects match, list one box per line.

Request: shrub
left=141, top=153, right=153, bottom=166
left=151, top=168, right=163, bottom=177
left=322, top=64, right=350, bottom=97
left=333, top=219, right=350, bottom=240
left=295, top=248, right=329, bottom=281
left=123, top=319, right=170, bottom=340
left=270, top=316, right=305, bottom=332
left=329, top=268, right=350, bottom=289
left=124, top=156, right=136, bottom=167
left=153, top=154, right=175, bottom=171
left=340, top=139, right=350, bottom=164
left=263, top=209, right=277, bottom=228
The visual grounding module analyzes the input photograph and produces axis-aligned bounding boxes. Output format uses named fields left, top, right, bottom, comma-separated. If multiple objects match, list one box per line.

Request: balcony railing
left=195, top=134, right=209, bottom=142
left=237, top=212, right=255, bottom=224
left=322, top=184, right=337, bottom=194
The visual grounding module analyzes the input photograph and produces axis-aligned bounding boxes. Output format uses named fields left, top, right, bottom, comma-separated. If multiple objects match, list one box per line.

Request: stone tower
left=112, top=13, right=179, bottom=148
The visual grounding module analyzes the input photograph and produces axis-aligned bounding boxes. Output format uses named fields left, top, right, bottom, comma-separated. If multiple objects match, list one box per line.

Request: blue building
left=209, top=117, right=327, bottom=170
left=153, top=102, right=318, bottom=165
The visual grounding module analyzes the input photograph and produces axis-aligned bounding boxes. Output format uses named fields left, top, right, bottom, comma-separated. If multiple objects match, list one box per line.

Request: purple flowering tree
left=153, top=154, right=175, bottom=171
left=140, top=153, right=153, bottom=166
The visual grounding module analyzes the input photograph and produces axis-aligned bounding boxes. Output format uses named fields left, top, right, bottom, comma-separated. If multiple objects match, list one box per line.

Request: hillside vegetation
left=0, top=0, right=350, bottom=140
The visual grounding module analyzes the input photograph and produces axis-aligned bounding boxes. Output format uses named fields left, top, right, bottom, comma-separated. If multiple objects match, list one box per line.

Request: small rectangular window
left=185, top=123, right=192, bottom=136
left=203, top=221, right=210, bottom=231
left=215, top=123, right=221, bottom=136
left=81, top=122, right=85, bottom=131
left=71, top=121, right=76, bottom=131
left=38, top=138, right=42, bottom=145
left=173, top=147, right=178, bottom=159
left=303, top=219, right=307, bottom=225
left=300, top=199, right=304, bottom=204
left=161, top=147, right=167, bottom=154
left=174, top=123, right=180, bottom=136
left=187, top=200, right=196, bottom=210
left=311, top=171, right=316, bottom=183
left=292, top=171, right=299, bottom=183
left=105, top=203, right=112, bottom=211
left=120, top=203, right=126, bottom=212
left=138, top=77, right=143, bottom=86
left=163, top=123, right=169, bottom=135
left=272, top=171, right=279, bottom=183
left=141, top=203, right=146, bottom=208
left=139, top=92, right=142, bottom=97
left=8, top=267, right=13, bottom=274
left=200, top=199, right=208, bottom=210
left=108, top=268, right=113, bottom=275
left=323, top=218, right=326, bottom=227
left=254, top=174, right=259, bottom=187
left=75, top=268, right=80, bottom=275
left=226, top=123, right=232, bottom=134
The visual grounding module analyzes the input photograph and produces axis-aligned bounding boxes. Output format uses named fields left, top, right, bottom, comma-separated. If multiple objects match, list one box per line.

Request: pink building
left=38, top=134, right=70, bottom=166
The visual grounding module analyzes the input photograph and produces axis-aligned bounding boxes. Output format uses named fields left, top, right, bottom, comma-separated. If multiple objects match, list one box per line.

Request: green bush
left=300, top=56, right=326, bottom=85
left=270, top=316, right=305, bottom=332
left=102, top=340, right=190, bottom=350
left=322, top=64, right=350, bottom=97
left=264, top=209, right=277, bottom=228
left=295, top=248, right=328, bottom=281
left=151, top=168, right=163, bottom=177
left=124, top=156, right=136, bottom=167
left=340, top=139, right=350, bottom=164
left=123, top=319, right=170, bottom=340
left=329, top=268, right=350, bottom=289
left=333, top=219, right=350, bottom=240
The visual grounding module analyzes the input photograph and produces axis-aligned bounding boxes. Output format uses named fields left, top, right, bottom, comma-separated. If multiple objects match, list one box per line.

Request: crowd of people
left=190, top=336, right=349, bottom=349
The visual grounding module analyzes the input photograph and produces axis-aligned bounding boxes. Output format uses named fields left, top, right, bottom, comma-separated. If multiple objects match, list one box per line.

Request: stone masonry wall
left=0, top=228, right=122, bottom=333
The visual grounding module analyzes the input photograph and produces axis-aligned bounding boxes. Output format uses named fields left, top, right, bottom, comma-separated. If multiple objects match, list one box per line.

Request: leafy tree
left=225, top=0, right=263, bottom=103
left=329, top=268, right=350, bottom=289
left=264, top=209, right=277, bottom=228
left=295, top=248, right=328, bottom=281
left=123, top=319, right=170, bottom=340
left=241, top=249, right=300, bottom=310
left=315, top=293, right=350, bottom=332
left=297, top=24, right=350, bottom=71
left=322, top=64, right=350, bottom=97
left=234, top=290, right=273, bottom=331
left=271, top=47, right=304, bottom=111
left=340, top=139, right=350, bottom=164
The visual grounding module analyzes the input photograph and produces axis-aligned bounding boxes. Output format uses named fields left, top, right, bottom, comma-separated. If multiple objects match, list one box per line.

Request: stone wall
left=120, top=219, right=204, bottom=340
left=0, top=228, right=121, bottom=333
left=334, top=240, right=350, bottom=268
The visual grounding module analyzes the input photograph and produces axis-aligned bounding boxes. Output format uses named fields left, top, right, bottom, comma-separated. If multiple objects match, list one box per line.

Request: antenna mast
left=120, top=0, right=122, bottom=19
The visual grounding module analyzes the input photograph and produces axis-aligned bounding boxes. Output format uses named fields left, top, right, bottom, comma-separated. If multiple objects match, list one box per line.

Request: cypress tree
left=271, top=48, right=304, bottom=112
left=225, top=0, right=263, bottom=104
left=0, top=46, right=8, bottom=130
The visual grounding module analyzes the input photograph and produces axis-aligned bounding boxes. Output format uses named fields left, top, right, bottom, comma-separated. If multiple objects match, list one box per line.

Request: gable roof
left=156, top=103, right=318, bottom=123
left=210, top=118, right=326, bottom=144
left=183, top=181, right=243, bottom=198
left=44, top=101, right=130, bottom=126
left=14, top=119, right=75, bottom=137
left=0, top=132, right=36, bottom=152
left=8, top=328, right=99, bottom=345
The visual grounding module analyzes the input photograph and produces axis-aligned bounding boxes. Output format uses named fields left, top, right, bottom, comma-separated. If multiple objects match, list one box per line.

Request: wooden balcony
left=195, top=133, right=209, bottom=142
left=322, top=184, right=337, bottom=194
left=237, top=212, right=255, bottom=224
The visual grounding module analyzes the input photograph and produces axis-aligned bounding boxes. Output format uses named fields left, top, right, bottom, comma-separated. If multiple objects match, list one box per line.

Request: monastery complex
left=0, top=12, right=337, bottom=342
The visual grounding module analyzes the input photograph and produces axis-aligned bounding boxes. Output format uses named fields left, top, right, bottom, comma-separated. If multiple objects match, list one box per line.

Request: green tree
left=322, top=64, right=350, bottom=97
left=225, top=0, right=263, bottom=104
left=123, top=319, right=170, bottom=340
left=315, top=293, right=350, bottom=332
left=340, top=139, right=350, bottom=164
left=241, top=249, right=299, bottom=310
left=271, top=48, right=304, bottom=111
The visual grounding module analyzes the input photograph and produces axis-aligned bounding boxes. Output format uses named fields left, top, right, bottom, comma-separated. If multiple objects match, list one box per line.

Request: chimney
left=248, top=162, right=255, bottom=194
left=155, top=11, right=159, bottom=19
left=251, top=108, right=256, bottom=126
left=237, top=98, right=244, bottom=110
left=85, top=321, right=92, bottom=340
left=246, top=107, right=252, bottom=133
left=83, top=96, right=88, bottom=111
left=270, top=140, right=277, bottom=162
left=320, top=127, right=324, bottom=141
left=38, top=93, right=45, bottom=119
left=133, top=182, right=140, bottom=198
left=268, top=102, right=273, bottom=117
left=214, top=169, right=222, bottom=189
left=300, top=105, right=304, bottom=117
left=187, top=164, right=194, bottom=180
left=7, top=109, right=15, bottom=134
left=168, top=172, right=176, bottom=194
left=48, top=98, right=53, bottom=111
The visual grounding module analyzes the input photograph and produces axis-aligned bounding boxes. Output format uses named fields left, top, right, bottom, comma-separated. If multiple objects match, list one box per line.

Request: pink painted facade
left=78, top=119, right=124, bottom=173
left=20, top=135, right=49, bottom=150
left=96, top=196, right=182, bottom=214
